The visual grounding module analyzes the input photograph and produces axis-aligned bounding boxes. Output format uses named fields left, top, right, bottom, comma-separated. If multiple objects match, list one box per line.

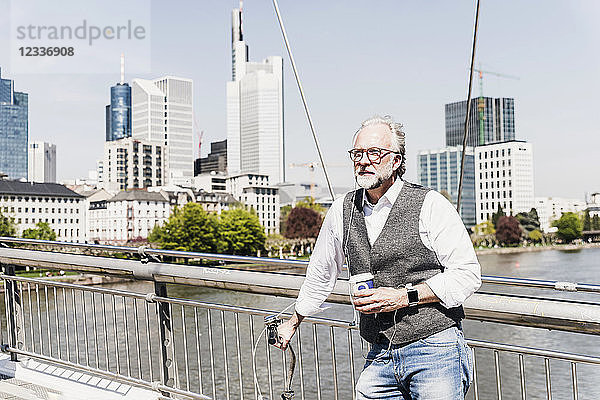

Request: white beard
left=355, top=160, right=395, bottom=190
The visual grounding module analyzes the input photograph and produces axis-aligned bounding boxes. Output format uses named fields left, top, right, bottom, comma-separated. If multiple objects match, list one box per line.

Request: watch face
left=408, top=289, right=419, bottom=305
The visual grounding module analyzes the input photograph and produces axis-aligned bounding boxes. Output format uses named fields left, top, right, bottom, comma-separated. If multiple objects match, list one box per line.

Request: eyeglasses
left=348, top=147, right=400, bottom=163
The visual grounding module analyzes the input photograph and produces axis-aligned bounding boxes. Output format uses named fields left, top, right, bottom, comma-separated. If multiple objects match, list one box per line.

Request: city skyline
left=0, top=1, right=598, bottom=199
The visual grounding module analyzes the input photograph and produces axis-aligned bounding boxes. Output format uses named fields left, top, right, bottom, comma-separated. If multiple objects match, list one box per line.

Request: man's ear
left=393, top=154, right=402, bottom=172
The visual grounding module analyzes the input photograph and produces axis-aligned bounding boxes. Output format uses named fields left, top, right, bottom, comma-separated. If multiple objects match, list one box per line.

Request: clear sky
left=0, top=1, right=598, bottom=199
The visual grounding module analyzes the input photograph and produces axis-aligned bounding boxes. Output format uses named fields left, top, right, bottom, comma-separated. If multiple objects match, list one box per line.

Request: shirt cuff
left=295, top=302, right=329, bottom=318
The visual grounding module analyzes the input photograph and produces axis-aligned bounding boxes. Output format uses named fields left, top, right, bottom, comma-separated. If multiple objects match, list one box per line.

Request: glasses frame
left=348, top=147, right=401, bottom=164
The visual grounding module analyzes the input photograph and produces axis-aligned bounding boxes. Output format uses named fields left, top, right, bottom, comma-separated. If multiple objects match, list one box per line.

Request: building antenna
left=120, top=53, right=125, bottom=84
left=239, top=0, right=244, bottom=36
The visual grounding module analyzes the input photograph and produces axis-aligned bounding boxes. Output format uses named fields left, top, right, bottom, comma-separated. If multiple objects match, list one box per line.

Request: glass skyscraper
left=445, top=97, right=515, bottom=147
left=417, top=146, right=476, bottom=228
left=0, top=67, right=28, bottom=180
left=105, top=83, right=132, bottom=141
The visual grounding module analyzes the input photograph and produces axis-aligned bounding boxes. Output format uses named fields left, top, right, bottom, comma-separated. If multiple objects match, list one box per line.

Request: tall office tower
left=0, top=67, right=28, bottom=180
left=132, top=76, right=194, bottom=186
left=105, top=56, right=132, bottom=141
left=417, top=146, right=476, bottom=227
left=226, top=7, right=285, bottom=184
left=445, top=97, right=515, bottom=147
left=474, top=140, right=534, bottom=225
left=28, top=141, right=56, bottom=183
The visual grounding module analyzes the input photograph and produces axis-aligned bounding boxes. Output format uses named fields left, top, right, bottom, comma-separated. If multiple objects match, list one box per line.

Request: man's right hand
left=273, top=311, right=304, bottom=351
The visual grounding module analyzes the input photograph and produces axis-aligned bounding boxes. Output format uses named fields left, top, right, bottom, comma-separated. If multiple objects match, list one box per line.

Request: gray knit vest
left=343, top=181, right=464, bottom=345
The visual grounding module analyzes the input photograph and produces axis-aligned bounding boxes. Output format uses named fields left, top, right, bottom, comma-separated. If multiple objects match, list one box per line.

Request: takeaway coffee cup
left=349, top=273, right=374, bottom=294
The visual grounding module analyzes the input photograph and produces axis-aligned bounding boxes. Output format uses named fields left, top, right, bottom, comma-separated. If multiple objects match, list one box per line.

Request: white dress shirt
left=295, top=179, right=482, bottom=317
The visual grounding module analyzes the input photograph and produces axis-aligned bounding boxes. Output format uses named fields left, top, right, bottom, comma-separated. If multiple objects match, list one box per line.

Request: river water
left=4, top=248, right=600, bottom=399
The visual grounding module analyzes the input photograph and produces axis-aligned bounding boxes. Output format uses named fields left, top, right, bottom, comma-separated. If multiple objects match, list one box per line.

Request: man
left=275, top=115, right=481, bottom=399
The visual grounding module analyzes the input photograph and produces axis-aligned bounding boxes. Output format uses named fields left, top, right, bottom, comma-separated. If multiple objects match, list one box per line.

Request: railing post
left=2, top=264, right=24, bottom=362
left=155, top=282, right=176, bottom=390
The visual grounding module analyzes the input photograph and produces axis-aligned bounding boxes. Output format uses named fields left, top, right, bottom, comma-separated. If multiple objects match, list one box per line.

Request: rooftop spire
left=120, top=53, right=125, bottom=84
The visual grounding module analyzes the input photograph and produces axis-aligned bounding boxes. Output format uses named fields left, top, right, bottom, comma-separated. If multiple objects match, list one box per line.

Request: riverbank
left=475, top=242, right=600, bottom=255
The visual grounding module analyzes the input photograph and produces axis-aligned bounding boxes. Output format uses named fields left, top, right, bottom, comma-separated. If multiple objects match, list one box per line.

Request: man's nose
left=355, top=152, right=371, bottom=165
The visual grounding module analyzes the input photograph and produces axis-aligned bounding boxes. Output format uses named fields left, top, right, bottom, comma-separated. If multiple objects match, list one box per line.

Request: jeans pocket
left=419, top=327, right=459, bottom=346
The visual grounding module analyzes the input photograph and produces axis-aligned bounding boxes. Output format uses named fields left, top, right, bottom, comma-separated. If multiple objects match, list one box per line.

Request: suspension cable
left=271, top=0, right=336, bottom=200
left=457, top=0, right=481, bottom=213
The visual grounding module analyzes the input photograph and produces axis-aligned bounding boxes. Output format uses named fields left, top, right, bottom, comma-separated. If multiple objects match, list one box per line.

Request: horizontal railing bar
left=151, top=295, right=356, bottom=328
left=2, top=237, right=600, bottom=293
left=482, top=275, right=600, bottom=293
left=0, top=274, right=149, bottom=299
left=3, top=347, right=211, bottom=400
left=0, top=237, right=306, bottom=268
left=467, top=339, right=600, bottom=365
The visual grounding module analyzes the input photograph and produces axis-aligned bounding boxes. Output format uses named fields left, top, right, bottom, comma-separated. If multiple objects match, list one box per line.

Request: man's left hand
left=352, top=287, right=407, bottom=313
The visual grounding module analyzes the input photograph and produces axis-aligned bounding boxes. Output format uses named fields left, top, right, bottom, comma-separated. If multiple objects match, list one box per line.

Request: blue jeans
left=355, top=327, right=473, bottom=399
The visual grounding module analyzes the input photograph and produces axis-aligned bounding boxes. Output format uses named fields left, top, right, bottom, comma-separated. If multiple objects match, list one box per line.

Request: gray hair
left=354, top=115, right=406, bottom=178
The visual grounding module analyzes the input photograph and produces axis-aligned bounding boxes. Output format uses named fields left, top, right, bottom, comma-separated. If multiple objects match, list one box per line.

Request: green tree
left=592, top=214, right=600, bottom=231
left=279, top=204, right=292, bottom=236
left=22, top=222, right=56, bottom=241
left=0, top=210, right=17, bottom=237
left=473, top=220, right=495, bottom=235
left=149, top=203, right=220, bottom=252
left=492, top=205, right=506, bottom=229
left=295, top=197, right=326, bottom=214
left=582, top=210, right=591, bottom=231
left=528, top=229, right=543, bottom=243
left=516, top=208, right=541, bottom=235
left=552, top=212, right=582, bottom=243
left=217, top=208, right=266, bottom=255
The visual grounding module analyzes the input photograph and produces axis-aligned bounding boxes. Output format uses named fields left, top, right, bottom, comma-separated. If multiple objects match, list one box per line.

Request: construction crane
left=289, top=162, right=346, bottom=199
left=192, top=114, right=204, bottom=158
left=473, top=66, right=520, bottom=145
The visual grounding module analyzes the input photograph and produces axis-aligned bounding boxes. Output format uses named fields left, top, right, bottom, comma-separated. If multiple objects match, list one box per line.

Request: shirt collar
left=362, top=179, right=404, bottom=207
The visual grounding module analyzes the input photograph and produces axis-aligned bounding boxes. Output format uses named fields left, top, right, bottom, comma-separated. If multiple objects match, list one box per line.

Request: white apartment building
left=227, top=173, right=280, bottom=235
left=475, top=140, right=534, bottom=224
left=535, top=197, right=587, bottom=232
left=132, top=76, right=194, bottom=186
left=88, top=190, right=169, bottom=245
left=101, top=137, right=164, bottom=191
left=28, top=141, right=56, bottom=183
left=96, top=160, right=105, bottom=187
left=226, top=7, right=284, bottom=184
left=192, top=172, right=227, bottom=193
left=0, top=181, right=85, bottom=242
left=588, top=193, right=600, bottom=219
left=195, top=191, right=237, bottom=214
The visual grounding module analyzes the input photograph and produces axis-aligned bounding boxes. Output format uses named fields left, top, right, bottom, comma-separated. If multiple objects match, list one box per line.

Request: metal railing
left=0, top=238, right=600, bottom=399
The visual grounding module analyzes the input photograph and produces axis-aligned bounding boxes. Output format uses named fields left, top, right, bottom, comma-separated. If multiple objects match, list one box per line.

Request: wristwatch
left=405, top=283, right=419, bottom=307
